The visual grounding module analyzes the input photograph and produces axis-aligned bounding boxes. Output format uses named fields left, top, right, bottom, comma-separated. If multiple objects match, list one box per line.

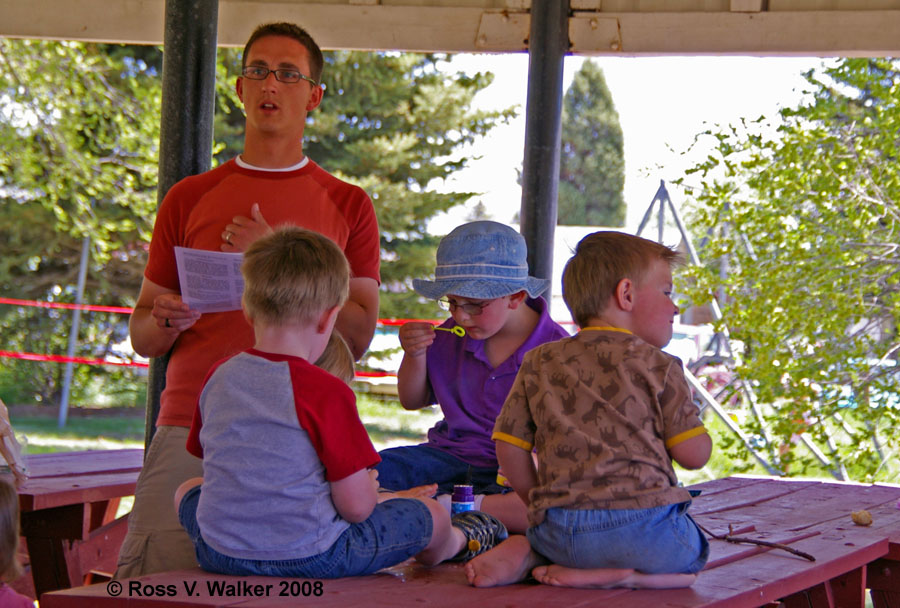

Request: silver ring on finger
left=165, top=318, right=172, bottom=328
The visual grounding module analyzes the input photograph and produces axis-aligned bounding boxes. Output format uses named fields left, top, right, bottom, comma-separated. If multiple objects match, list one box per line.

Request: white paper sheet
left=174, top=247, right=245, bottom=313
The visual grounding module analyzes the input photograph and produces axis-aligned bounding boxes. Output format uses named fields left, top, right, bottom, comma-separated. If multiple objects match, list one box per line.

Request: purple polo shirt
left=423, top=297, right=569, bottom=468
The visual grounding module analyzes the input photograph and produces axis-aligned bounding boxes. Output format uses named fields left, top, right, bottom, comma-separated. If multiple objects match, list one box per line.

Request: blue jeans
left=527, top=502, right=709, bottom=574
left=178, top=485, right=432, bottom=577
left=376, top=444, right=508, bottom=495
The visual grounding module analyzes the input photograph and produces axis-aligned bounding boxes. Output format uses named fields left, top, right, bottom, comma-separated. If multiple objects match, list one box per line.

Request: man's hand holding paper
left=174, top=247, right=245, bottom=313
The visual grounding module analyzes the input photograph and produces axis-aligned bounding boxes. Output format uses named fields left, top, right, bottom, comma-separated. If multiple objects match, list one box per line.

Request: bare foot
left=377, top=483, right=438, bottom=503
left=465, top=535, right=545, bottom=588
left=532, top=565, right=697, bottom=589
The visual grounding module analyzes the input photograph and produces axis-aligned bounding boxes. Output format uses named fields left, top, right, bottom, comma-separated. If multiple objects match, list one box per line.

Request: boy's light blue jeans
left=178, top=485, right=433, bottom=578
left=526, top=501, right=709, bottom=574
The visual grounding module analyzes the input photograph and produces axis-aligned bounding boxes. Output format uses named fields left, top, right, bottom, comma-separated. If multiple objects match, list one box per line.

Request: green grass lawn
left=9, top=414, right=147, bottom=454
left=8, top=393, right=440, bottom=455
left=5, top=394, right=826, bottom=485
left=355, top=394, right=442, bottom=449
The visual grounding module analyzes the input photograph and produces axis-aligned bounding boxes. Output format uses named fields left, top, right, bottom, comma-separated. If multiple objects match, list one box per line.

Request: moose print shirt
left=493, top=328, right=707, bottom=526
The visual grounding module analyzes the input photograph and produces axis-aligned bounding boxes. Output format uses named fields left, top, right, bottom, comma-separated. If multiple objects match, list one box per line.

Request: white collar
left=235, top=155, right=309, bottom=172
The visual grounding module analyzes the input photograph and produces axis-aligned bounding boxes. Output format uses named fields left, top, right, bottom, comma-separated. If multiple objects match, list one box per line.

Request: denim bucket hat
left=413, top=221, right=550, bottom=300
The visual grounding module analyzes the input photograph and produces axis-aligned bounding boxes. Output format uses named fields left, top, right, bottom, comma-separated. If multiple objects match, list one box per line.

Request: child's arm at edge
left=669, top=431, right=712, bottom=470
left=397, top=321, right=435, bottom=410
left=330, top=468, right=379, bottom=523
left=496, top=440, right=538, bottom=506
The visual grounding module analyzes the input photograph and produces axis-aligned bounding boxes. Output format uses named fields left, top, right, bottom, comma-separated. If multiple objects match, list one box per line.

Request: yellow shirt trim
left=492, top=431, right=533, bottom=452
left=580, top=325, right=633, bottom=335
left=665, top=425, right=708, bottom=449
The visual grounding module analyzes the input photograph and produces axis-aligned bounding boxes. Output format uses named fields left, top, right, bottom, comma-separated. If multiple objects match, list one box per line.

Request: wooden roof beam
left=4, top=0, right=900, bottom=55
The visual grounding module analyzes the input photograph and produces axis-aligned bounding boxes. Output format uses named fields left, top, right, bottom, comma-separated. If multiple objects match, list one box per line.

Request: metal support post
left=146, top=0, right=218, bottom=449
left=520, top=0, right=569, bottom=306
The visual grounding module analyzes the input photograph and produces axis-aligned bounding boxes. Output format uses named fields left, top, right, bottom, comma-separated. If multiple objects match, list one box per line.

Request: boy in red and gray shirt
left=176, top=227, right=507, bottom=577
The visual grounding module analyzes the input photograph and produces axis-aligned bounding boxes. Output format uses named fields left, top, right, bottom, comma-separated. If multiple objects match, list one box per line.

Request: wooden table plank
left=13, top=449, right=144, bottom=600
left=690, top=476, right=780, bottom=497
left=41, top=524, right=889, bottom=608
left=691, top=477, right=820, bottom=516
left=643, top=531, right=887, bottom=608
left=693, top=477, right=900, bottom=537
left=21, top=449, right=143, bottom=479
left=40, top=565, right=631, bottom=608
left=736, top=481, right=899, bottom=531
left=692, top=476, right=900, bottom=608
left=39, top=475, right=900, bottom=608
left=18, top=471, right=140, bottom=511
left=862, top=487, right=900, bottom=608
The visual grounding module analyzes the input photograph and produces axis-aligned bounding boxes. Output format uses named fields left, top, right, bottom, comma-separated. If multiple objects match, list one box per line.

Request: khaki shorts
left=114, top=425, right=203, bottom=578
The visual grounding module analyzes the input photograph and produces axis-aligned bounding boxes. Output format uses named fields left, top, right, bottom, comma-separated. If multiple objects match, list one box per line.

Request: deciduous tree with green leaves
left=557, top=60, right=625, bottom=227
left=678, top=58, right=900, bottom=481
left=0, top=40, right=163, bottom=405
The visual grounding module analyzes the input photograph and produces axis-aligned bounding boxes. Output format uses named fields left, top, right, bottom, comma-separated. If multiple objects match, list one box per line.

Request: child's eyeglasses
left=438, top=298, right=491, bottom=316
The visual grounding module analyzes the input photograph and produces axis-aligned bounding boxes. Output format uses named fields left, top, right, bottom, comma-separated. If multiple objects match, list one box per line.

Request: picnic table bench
left=7, top=448, right=143, bottom=600
left=40, top=475, right=900, bottom=608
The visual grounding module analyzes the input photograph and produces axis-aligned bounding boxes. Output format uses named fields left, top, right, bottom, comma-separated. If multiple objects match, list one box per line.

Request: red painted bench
left=40, top=475, right=900, bottom=608
left=6, top=449, right=143, bottom=600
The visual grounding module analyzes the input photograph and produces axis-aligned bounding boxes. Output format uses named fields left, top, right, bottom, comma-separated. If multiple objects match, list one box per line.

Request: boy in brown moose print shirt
left=466, top=231, right=712, bottom=589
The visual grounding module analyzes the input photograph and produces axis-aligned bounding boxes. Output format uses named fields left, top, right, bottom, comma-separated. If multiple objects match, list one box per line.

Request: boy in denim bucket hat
left=412, top=221, right=551, bottom=302
left=376, top=221, right=569, bottom=534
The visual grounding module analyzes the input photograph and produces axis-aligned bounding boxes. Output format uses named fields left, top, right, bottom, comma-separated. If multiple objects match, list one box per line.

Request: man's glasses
left=438, top=298, right=492, bottom=316
left=241, top=65, right=317, bottom=86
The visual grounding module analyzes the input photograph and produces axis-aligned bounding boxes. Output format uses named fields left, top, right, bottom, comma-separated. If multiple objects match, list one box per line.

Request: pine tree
left=558, top=60, right=625, bottom=226
left=303, top=51, right=513, bottom=319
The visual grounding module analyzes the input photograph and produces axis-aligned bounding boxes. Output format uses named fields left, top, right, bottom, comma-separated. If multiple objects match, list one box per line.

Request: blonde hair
left=241, top=227, right=350, bottom=326
left=563, top=231, right=681, bottom=328
left=314, top=331, right=356, bottom=384
left=0, top=478, right=21, bottom=582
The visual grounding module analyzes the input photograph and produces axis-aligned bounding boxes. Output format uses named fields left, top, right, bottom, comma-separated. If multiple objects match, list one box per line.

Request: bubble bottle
left=451, top=484, right=475, bottom=514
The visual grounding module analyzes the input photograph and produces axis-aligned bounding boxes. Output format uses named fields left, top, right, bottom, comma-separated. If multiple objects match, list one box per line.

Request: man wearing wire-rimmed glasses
left=118, top=22, right=381, bottom=578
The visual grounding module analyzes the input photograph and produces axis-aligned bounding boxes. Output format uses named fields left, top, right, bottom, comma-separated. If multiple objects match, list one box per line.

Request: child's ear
left=614, top=278, right=635, bottom=312
left=507, top=290, right=528, bottom=309
left=316, top=305, right=341, bottom=335
left=241, top=297, right=254, bottom=326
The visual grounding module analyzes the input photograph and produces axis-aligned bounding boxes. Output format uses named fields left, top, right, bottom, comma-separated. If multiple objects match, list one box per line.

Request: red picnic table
left=8, top=448, right=143, bottom=600
left=40, top=474, right=900, bottom=608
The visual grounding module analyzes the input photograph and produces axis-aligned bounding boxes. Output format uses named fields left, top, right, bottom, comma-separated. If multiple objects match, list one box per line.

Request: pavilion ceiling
left=2, top=0, right=899, bottom=55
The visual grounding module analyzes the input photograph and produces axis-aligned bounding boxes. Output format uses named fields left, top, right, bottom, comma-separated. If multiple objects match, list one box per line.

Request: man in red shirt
left=116, top=22, right=381, bottom=578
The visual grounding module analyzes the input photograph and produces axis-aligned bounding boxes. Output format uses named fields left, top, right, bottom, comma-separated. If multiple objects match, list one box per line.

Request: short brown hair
left=562, top=231, right=681, bottom=328
left=241, top=227, right=349, bottom=327
left=0, top=478, right=21, bottom=582
left=242, top=22, right=324, bottom=84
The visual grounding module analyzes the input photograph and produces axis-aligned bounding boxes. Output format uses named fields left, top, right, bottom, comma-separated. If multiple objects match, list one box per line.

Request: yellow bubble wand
left=434, top=325, right=466, bottom=337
